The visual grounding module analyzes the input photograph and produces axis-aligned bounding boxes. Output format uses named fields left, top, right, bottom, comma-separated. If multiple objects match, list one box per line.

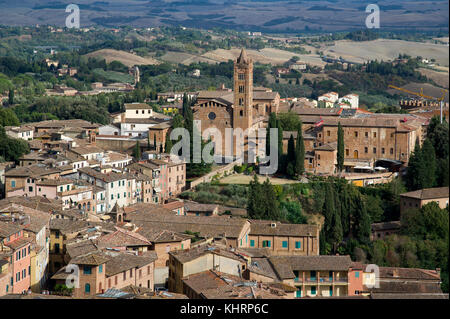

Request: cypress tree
left=337, top=122, right=344, bottom=172
left=262, top=178, right=281, bottom=220
left=287, top=134, right=295, bottom=164
left=133, top=141, right=141, bottom=160
left=165, top=131, right=173, bottom=154
left=294, top=122, right=305, bottom=176
left=153, top=134, right=157, bottom=150
left=421, top=139, right=437, bottom=188
left=247, top=175, right=264, bottom=219
left=8, top=89, right=14, bottom=105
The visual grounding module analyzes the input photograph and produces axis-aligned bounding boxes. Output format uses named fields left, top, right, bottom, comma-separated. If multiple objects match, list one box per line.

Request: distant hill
left=0, top=0, right=448, bottom=32
left=84, top=49, right=160, bottom=67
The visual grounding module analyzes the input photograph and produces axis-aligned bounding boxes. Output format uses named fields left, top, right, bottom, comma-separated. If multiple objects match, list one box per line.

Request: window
left=238, top=73, right=245, bottom=80
left=123, top=272, right=126, bottom=281
left=295, top=241, right=301, bottom=249
left=364, top=147, right=368, bottom=153
left=373, top=147, right=377, bottom=154
left=382, top=148, right=385, bottom=154
left=310, top=271, right=316, bottom=281
left=54, top=243, right=60, bottom=254
left=282, top=241, right=288, bottom=248
left=345, top=149, right=349, bottom=156
left=355, top=271, right=360, bottom=278
left=85, top=284, right=90, bottom=294
left=11, top=180, right=16, bottom=188
left=373, top=132, right=377, bottom=138
left=83, top=266, right=92, bottom=275
left=327, top=131, right=330, bottom=137
left=55, top=231, right=60, bottom=239
left=130, top=270, right=133, bottom=278
left=115, top=276, right=118, bottom=285
left=390, top=148, right=394, bottom=155
left=28, top=186, right=33, bottom=192
left=354, top=131, right=358, bottom=137
left=239, top=85, right=244, bottom=93
left=250, top=240, right=255, bottom=247
left=99, top=265, right=103, bottom=273
left=311, top=286, right=316, bottom=295
left=365, top=132, right=368, bottom=138
left=262, top=240, right=271, bottom=248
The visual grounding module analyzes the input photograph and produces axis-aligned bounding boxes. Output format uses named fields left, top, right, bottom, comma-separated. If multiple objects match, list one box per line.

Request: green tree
left=165, top=131, right=173, bottom=154
left=8, top=88, right=14, bottom=105
left=337, top=122, right=344, bottom=172
left=420, top=139, right=437, bottom=188
left=132, top=141, right=141, bottom=159
left=294, top=122, right=305, bottom=176
left=287, top=134, right=295, bottom=176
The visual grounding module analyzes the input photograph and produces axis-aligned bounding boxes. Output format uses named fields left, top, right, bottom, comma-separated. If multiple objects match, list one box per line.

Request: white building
left=5, top=126, right=34, bottom=140
left=125, top=103, right=153, bottom=119
left=337, top=94, right=359, bottom=109
left=318, top=92, right=339, bottom=108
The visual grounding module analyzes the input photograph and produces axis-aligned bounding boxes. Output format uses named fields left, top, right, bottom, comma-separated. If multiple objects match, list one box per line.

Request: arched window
left=85, top=283, right=90, bottom=294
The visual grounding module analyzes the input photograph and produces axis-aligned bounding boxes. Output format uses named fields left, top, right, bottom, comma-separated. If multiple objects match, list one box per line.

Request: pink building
left=0, top=222, right=32, bottom=294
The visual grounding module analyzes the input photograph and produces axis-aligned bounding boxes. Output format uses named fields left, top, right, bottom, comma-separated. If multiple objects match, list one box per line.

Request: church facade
left=193, top=48, right=280, bottom=157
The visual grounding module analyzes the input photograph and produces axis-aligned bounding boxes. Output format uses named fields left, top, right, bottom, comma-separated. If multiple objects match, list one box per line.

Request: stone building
left=193, top=49, right=280, bottom=157
left=399, top=187, right=449, bottom=214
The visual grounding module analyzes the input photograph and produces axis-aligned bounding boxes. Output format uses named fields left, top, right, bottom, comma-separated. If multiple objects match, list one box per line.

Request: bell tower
left=233, top=48, right=253, bottom=131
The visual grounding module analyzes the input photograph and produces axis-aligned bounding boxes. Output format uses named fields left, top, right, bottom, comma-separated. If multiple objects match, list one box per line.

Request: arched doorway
left=353, top=150, right=359, bottom=159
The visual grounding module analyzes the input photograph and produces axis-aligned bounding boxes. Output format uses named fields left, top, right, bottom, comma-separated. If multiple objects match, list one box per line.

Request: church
left=193, top=48, right=280, bottom=157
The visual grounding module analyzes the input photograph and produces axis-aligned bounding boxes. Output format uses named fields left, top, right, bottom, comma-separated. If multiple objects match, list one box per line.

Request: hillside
left=84, top=49, right=160, bottom=67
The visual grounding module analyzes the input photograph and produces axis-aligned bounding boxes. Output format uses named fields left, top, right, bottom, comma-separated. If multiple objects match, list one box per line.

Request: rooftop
left=400, top=187, right=449, bottom=200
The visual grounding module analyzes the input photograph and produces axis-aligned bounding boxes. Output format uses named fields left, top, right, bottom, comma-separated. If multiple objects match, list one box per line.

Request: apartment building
left=77, top=167, right=136, bottom=212
left=168, top=246, right=248, bottom=293
left=400, top=187, right=449, bottom=214
left=0, top=221, right=33, bottom=294
left=248, top=221, right=320, bottom=256
left=51, top=250, right=157, bottom=298
left=245, top=255, right=354, bottom=298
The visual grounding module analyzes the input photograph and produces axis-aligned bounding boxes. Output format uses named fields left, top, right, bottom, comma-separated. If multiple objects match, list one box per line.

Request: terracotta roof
left=4, top=236, right=33, bottom=250
left=268, top=255, right=353, bottom=279
left=371, top=221, right=401, bottom=232
left=127, top=212, right=248, bottom=239
left=71, top=252, right=110, bottom=266
left=105, top=251, right=157, bottom=276
left=315, top=141, right=338, bottom=151
left=96, top=227, right=151, bottom=248
left=49, top=219, right=90, bottom=234
left=65, top=240, right=98, bottom=259
left=184, top=201, right=218, bottom=213
left=400, top=187, right=449, bottom=200
left=124, top=103, right=151, bottom=110
left=136, top=227, right=190, bottom=243
left=249, top=221, right=318, bottom=237
left=0, top=221, right=22, bottom=238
